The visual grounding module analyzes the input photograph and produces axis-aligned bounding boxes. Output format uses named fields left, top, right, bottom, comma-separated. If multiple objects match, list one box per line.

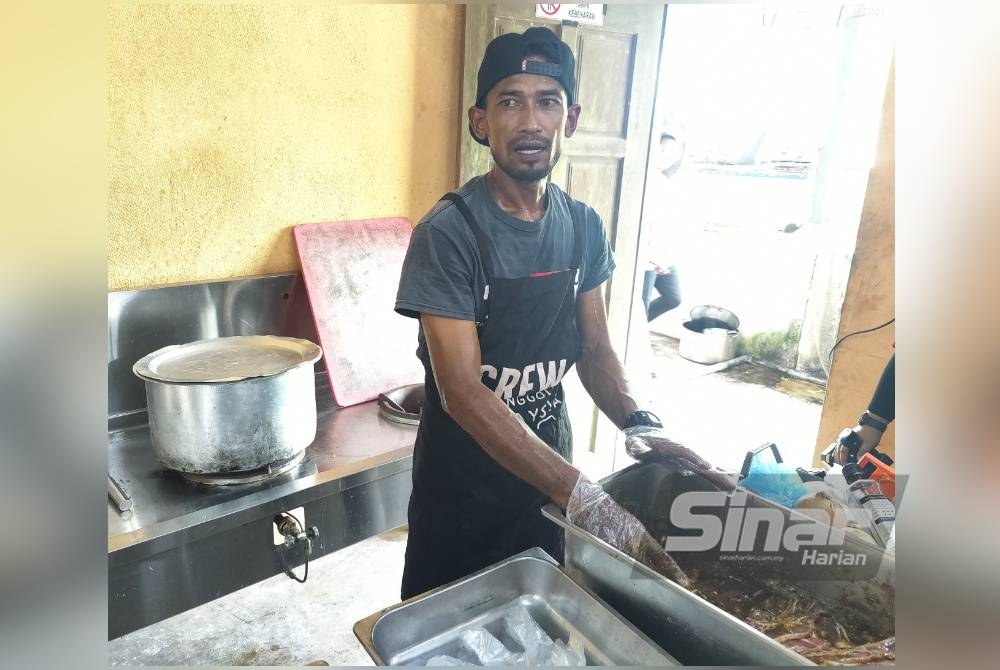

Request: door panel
left=565, top=157, right=623, bottom=245
left=575, top=30, right=635, bottom=137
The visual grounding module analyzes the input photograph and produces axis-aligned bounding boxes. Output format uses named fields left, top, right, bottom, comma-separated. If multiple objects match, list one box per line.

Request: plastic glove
left=566, top=474, right=691, bottom=588
left=624, top=426, right=736, bottom=491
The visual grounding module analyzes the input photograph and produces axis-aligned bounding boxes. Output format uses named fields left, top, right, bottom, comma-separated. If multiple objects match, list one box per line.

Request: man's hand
left=565, top=474, right=691, bottom=588
left=832, top=425, right=882, bottom=465
left=624, top=426, right=737, bottom=491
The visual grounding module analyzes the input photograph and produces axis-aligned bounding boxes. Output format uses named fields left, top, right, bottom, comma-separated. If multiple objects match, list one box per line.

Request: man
left=829, top=353, right=895, bottom=465
left=642, top=125, right=686, bottom=322
left=394, top=27, right=727, bottom=600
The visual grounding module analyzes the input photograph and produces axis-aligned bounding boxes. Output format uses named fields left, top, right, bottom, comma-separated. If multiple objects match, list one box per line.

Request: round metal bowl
left=378, top=383, right=424, bottom=426
left=133, top=336, right=322, bottom=474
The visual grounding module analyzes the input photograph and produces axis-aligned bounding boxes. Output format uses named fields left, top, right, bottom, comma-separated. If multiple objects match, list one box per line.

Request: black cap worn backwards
left=469, top=27, right=577, bottom=147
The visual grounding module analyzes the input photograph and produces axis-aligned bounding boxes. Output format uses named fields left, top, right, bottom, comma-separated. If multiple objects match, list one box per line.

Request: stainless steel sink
left=354, top=548, right=679, bottom=666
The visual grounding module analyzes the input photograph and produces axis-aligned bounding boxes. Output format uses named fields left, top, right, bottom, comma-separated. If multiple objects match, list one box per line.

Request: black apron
left=400, top=191, right=584, bottom=599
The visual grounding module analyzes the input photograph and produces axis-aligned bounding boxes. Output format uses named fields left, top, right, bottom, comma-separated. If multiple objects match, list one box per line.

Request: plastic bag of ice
left=502, top=607, right=555, bottom=666
left=424, top=654, right=467, bottom=666
left=547, top=636, right=587, bottom=667
left=459, top=627, right=516, bottom=666
left=548, top=639, right=571, bottom=667
left=566, top=634, right=586, bottom=666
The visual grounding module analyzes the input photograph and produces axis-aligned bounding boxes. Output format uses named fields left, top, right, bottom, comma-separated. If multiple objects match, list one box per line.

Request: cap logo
left=521, top=59, right=562, bottom=77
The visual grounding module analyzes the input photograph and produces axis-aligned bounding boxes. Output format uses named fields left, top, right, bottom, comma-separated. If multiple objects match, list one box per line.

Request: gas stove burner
left=182, top=451, right=306, bottom=486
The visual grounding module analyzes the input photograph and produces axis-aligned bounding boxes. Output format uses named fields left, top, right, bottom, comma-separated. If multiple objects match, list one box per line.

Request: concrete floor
left=643, top=330, right=825, bottom=472
left=109, top=334, right=825, bottom=666
left=109, top=527, right=409, bottom=666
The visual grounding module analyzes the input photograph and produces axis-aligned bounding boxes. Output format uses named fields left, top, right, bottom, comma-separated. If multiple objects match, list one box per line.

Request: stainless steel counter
left=107, top=273, right=418, bottom=639
left=108, top=374, right=416, bottom=639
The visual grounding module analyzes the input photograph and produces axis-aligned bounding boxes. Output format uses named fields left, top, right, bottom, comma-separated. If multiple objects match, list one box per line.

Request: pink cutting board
left=294, top=218, right=424, bottom=407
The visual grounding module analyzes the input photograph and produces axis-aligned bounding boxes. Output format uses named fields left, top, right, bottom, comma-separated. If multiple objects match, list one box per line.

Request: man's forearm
left=576, top=338, right=640, bottom=429
left=438, top=379, right=580, bottom=510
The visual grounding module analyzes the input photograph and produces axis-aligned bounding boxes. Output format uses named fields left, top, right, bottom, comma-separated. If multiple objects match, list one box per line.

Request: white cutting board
left=294, top=218, right=423, bottom=407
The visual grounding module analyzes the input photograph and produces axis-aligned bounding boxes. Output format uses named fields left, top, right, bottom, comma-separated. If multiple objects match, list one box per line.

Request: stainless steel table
left=108, top=377, right=415, bottom=639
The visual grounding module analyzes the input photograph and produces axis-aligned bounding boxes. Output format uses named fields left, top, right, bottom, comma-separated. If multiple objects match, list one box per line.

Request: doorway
left=629, top=3, right=893, bottom=470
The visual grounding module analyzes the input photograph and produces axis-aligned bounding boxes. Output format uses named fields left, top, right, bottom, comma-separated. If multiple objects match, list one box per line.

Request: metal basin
left=354, top=548, right=678, bottom=666
left=542, top=460, right=895, bottom=665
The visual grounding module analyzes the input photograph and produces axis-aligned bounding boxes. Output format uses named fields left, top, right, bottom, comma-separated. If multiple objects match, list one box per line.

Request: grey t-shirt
left=395, top=176, right=615, bottom=327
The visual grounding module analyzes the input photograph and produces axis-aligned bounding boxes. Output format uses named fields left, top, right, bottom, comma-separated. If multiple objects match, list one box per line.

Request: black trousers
left=642, top=268, right=681, bottom=322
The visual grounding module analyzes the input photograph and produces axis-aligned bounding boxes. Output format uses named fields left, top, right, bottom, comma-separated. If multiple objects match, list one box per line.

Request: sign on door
left=535, top=4, right=605, bottom=26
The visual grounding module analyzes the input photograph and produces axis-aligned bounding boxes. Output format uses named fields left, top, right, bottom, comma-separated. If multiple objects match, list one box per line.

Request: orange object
left=859, top=453, right=896, bottom=501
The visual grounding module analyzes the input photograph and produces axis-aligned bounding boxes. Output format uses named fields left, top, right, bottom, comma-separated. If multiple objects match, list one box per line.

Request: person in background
left=831, top=353, right=895, bottom=464
left=393, top=28, right=728, bottom=600
left=642, top=123, right=687, bottom=322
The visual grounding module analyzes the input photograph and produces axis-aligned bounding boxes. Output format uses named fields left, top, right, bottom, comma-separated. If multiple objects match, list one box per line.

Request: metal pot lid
left=133, top=335, right=322, bottom=383
left=688, top=304, right=740, bottom=330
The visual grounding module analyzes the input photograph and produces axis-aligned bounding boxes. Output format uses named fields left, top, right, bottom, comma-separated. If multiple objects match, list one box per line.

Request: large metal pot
left=133, top=335, right=322, bottom=474
left=679, top=304, right=740, bottom=365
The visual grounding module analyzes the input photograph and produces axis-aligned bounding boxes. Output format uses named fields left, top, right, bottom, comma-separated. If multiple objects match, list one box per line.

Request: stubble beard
left=492, top=145, right=563, bottom=183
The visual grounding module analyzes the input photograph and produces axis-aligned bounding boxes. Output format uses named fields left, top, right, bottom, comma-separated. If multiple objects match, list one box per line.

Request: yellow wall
left=108, top=4, right=463, bottom=291
left=814, top=63, right=895, bottom=464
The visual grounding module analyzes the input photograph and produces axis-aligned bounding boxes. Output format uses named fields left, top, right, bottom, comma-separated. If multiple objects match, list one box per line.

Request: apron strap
left=442, top=192, right=495, bottom=283
left=569, top=205, right=585, bottom=296
left=442, top=192, right=494, bottom=324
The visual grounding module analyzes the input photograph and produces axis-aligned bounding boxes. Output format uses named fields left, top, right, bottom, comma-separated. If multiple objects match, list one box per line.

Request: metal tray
left=354, top=548, right=679, bottom=666
left=542, top=460, right=895, bottom=665
left=543, top=503, right=811, bottom=666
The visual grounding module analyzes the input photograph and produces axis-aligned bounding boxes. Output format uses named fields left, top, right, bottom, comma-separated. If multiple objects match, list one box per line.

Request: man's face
left=469, top=69, right=581, bottom=183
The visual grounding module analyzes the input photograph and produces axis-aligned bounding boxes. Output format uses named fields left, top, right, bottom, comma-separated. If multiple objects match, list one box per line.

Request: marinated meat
left=682, top=562, right=894, bottom=665
left=603, top=465, right=893, bottom=665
